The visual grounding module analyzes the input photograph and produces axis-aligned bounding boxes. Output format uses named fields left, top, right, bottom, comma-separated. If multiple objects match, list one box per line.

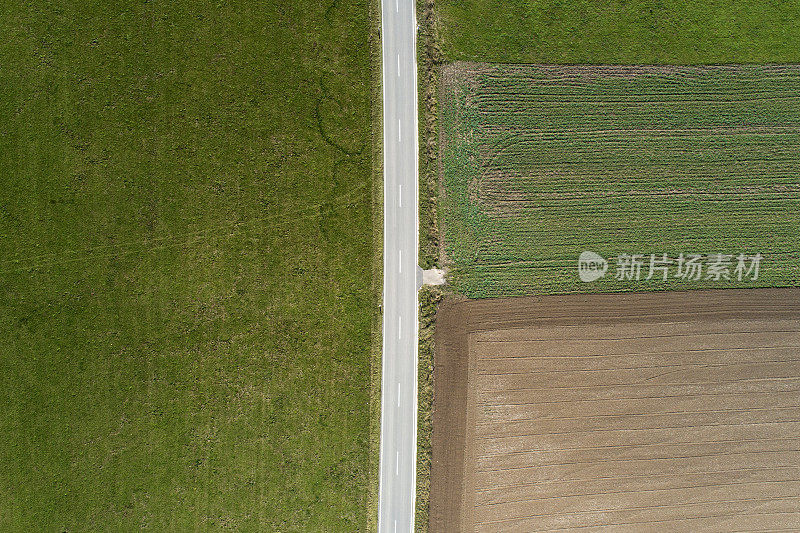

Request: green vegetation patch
left=438, top=0, right=800, bottom=64
left=0, top=1, right=375, bottom=530
left=441, top=64, right=800, bottom=298
left=415, top=286, right=443, bottom=532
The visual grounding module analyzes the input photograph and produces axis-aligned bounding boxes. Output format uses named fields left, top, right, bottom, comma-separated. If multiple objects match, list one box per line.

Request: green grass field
left=0, top=1, right=376, bottom=530
left=438, top=0, right=800, bottom=64
left=441, top=64, right=800, bottom=298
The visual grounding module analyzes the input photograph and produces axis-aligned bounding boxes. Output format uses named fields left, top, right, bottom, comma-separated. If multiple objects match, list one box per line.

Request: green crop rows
left=441, top=65, right=800, bottom=298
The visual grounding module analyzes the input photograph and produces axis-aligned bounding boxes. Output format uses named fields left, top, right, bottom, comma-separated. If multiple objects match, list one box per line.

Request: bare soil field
left=431, top=288, right=800, bottom=532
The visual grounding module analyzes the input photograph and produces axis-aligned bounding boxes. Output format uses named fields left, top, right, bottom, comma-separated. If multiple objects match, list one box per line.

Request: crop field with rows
left=441, top=64, right=800, bottom=298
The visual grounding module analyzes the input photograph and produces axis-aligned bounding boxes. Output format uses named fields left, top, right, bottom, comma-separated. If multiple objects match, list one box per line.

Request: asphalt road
left=378, top=0, right=419, bottom=530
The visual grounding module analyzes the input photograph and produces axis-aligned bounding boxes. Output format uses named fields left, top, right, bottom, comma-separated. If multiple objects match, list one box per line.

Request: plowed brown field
left=431, top=288, right=800, bottom=532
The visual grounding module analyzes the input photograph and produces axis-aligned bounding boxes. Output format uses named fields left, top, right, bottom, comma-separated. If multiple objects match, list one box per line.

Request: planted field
left=431, top=288, right=800, bottom=531
left=441, top=64, right=800, bottom=298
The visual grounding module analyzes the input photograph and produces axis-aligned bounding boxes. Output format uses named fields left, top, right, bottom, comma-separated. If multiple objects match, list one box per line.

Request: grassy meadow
left=437, top=0, right=800, bottom=64
left=0, top=1, right=376, bottom=530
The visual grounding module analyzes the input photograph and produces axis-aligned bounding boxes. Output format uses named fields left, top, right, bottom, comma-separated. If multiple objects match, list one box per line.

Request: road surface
left=378, top=0, right=419, bottom=530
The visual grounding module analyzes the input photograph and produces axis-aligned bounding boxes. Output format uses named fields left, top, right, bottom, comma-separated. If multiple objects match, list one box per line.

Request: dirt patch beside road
left=430, top=298, right=470, bottom=531
left=432, top=288, right=800, bottom=532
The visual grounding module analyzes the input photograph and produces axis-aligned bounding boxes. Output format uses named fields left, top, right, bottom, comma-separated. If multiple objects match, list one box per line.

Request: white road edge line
left=397, top=382, right=400, bottom=407
left=399, top=184, right=402, bottom=207
left=377, top=1, right=388, bottom=529
left=399, top=249, right=402, bottom=272
left=398, top=315, right=402, bottom=339
left=398, top=119, right=401, bottom=142
left=411, top=1, right=420, bottom=530
left=397, top=54, right=400, bottom=75
left=396, top=450, right=400, bottom=475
